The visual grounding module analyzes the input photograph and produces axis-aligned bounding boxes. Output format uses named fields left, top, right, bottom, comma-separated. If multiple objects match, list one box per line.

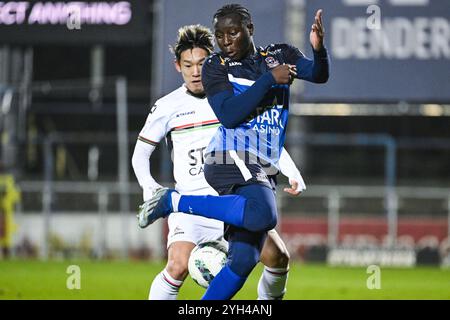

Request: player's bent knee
left=246, top=216, right=277, bottom=232
left=261, top=244, right=289, bottom=268
left=264, top=249, right=289, bottom=267
left=273, top=248, right=290, bottom=268
left=244, top=200, right=277, bottom=232
left=261, top=230, right=290, bottom=268
left=166, top=258, right=189, bottom=281
left=250, top=215, right=277, bottom=232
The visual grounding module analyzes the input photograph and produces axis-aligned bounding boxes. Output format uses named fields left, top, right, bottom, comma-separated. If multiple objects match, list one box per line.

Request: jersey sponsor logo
left=251, top=122, right=281, bottom=135
left=175, top=110, right=195, bottom=118
left=229, top=61, right=242, bottom=66
left=247, top=105, right=285, bottom=134
left=219, top=126, right=283, bottom=164
left=188, top=146, right=206, bottom=176
left=189, top=166, right=204, bottom=176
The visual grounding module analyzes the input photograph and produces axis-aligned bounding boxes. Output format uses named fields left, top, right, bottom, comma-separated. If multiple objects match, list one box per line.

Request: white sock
left=148, top=269, right=183, bottom=300
left=171, top=192, right=181, bottom=212
left=257, top=266, right=289, bottom=300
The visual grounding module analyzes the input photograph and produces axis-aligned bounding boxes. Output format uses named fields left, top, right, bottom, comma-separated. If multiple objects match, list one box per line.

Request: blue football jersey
left=202, top=44, right=304, bottom=171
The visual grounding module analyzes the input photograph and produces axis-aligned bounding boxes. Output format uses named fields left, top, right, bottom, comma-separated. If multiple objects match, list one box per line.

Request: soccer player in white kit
left=132, top=25, right=305, bottom=300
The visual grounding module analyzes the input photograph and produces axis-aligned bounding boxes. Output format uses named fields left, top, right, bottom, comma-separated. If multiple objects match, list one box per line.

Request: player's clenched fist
left=271, top=64, right=297, bottom=85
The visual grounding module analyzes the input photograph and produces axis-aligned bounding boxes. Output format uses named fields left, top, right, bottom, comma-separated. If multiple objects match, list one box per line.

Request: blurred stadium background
left=1, top=0, right=450, bottom=299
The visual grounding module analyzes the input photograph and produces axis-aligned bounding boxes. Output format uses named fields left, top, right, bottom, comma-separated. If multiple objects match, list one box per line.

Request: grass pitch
left=0, top=259, right=449, bottom=300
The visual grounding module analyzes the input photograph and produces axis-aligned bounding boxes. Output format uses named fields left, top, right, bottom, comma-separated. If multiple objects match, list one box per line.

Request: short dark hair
left=170, top=24, right=214, bottom=61
left=213, top=3, right=252, bottom=25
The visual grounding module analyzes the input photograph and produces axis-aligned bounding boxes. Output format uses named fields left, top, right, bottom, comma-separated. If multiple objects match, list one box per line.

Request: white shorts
left=167, top=212, right=224, bottom=249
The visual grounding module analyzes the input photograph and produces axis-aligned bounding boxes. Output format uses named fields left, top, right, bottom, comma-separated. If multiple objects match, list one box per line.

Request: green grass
left=0, top=259, right=449, bottom=300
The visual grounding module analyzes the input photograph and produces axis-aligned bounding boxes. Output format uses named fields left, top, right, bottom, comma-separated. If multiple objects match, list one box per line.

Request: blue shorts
left=204, top=151, right=277, bottom=195
left=204, top=151, right=279, bottom=240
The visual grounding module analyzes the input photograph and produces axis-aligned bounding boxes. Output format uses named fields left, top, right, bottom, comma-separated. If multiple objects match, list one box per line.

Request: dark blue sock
left=201, top=228, right=265, bottom=300
left=178, top=194, right=246, bottom=227
left=201, top=265, right=247, bottom=300
left=227, top=229, right=266, bottom=277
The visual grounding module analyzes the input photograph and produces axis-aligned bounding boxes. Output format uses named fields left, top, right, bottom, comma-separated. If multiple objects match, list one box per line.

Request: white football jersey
left=138, top=85, right=220, bottom=195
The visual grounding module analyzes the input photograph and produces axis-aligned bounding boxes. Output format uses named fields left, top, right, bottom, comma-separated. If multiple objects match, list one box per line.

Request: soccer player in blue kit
left=140, top=4, right=329, bottom=299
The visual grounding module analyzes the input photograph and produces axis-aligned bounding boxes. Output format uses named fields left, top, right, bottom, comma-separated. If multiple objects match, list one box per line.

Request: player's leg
left=149, top=240, right=194, bottom=300
left=201, top=184, right=278, bottom=300
left=143, top=164, right=277, bottom=233
left=144, top=189, right=276, bottom=231
left=148, top=211, right=224, bottom=300
left=173, top=183, right=277, bottom=232
left=202, top=227, right=266, bottom=300
left=140, top=188, right=248, bottom=228
left=258, top=229, right=290, bottom=300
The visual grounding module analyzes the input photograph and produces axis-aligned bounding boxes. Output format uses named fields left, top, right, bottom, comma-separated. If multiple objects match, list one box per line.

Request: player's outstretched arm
left=295, top=9, right=329, bottom=83
left=278, top=147, right=306, bottom=196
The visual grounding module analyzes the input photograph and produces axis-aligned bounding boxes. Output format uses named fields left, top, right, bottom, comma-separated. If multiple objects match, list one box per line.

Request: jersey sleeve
left=279, top=43, right=329, bottom=83
left=138, top=102, right=170, bottom=146
left=202, top=54, right=233, bottom=97
left=280, top=44, right=305, bottom=65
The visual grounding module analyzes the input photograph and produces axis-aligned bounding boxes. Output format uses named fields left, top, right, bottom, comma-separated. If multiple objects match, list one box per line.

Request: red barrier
left=281, top=216, right=448, bottom=242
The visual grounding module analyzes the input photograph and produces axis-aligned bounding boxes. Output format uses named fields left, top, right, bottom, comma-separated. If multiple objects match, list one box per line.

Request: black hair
left=170, top=24, right=214, bottom=61
left=213, top=3, right=252, bottom=25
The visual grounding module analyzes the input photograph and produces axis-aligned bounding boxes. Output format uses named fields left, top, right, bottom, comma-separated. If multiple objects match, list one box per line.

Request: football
left=188, top=239, right=228, bottom=288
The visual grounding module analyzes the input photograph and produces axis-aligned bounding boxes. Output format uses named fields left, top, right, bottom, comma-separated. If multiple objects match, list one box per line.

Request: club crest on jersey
left=265, top=56, right=280, bottom=69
